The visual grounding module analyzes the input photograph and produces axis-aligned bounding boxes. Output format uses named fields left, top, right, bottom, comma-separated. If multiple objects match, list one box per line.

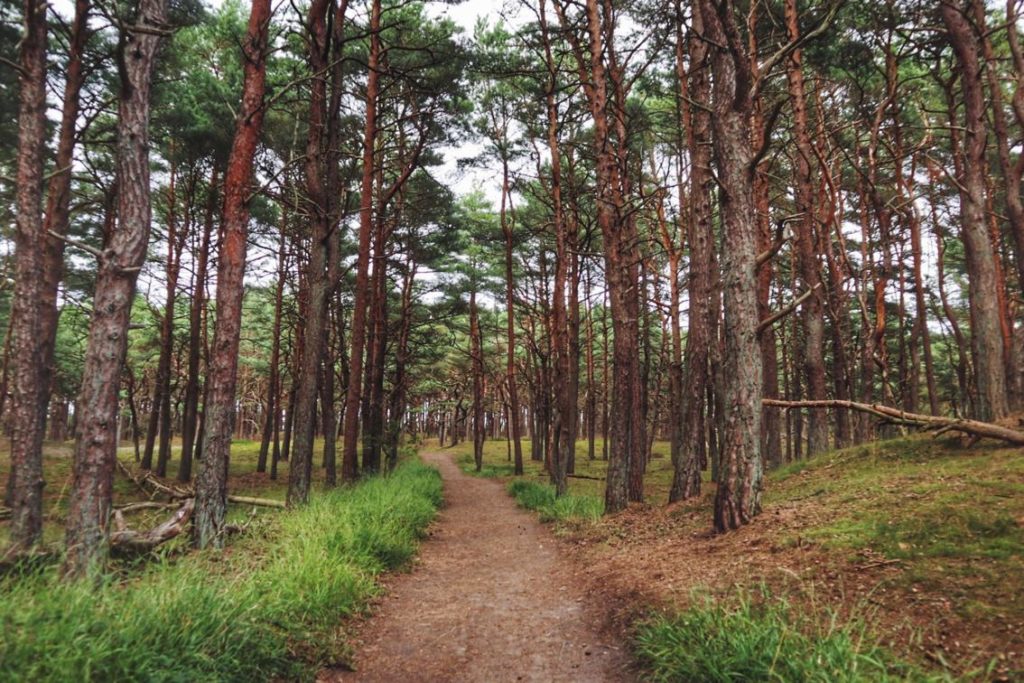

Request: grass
left=0, top=459, right=442, bottom=682
left=634, top=589, right=941, bottom=683
left=506, top=479, right=604, bottom=522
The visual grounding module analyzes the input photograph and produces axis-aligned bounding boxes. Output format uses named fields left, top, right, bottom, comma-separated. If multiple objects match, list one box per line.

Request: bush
left=0, top=460, right=443, bottom=682
left=635, top=591, right=936, bottom=683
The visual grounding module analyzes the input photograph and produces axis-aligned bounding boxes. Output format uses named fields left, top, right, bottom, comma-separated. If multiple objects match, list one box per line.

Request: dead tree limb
left=763, top=399, right=1024, bottom=446
left=116, top=460, right=286, bottom=508
left=110, top=499, right=194, bottom=553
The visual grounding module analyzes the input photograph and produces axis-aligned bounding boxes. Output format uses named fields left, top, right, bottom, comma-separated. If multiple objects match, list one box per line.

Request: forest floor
left=0, top=438, right=320, bottom=547
left=321, top=448, right=634, bottom=682
left=449, top=434, right=1024, bottom=681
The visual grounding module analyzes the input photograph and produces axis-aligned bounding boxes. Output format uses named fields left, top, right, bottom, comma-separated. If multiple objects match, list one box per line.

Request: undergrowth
left=635, top=589, right=947, bottom=683
left=506, top=479, right=603, bottom=522
left=0, top=459, right=442, bottom=682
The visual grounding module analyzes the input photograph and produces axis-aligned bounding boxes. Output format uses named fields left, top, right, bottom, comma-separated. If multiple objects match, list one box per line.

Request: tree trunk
left=179, top=166, right=217, bottom=483
left=288, top=0, right=348, bottom=504
left=62, top=0, right=167, bottom=578
left=670, top=2, right=711, bottom=502
left=193, top=0, right=271, bottom=548
left=784, top=0, right=829, bottom=457
left=700, top=0, right=764, bottom=532
left=340, top=0, right=380, bottom=482
left=941, top=0, right=1010, bottom=421
left=258, top=225, right=287, bottom=473
left=6, top=0, right=49, bottom=551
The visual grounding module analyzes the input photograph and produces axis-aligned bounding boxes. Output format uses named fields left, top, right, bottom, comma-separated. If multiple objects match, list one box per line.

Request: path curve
left=322, top=450, right=632, bottom=682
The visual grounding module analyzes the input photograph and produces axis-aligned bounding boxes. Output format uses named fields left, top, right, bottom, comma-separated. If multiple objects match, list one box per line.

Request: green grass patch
left=635, top=590, right=939, bottom=683
left=506, top=479, right=603, bottom=523
left=0, top=459, right=442, bottom=682
left=456, top=453, right=516, bottom=478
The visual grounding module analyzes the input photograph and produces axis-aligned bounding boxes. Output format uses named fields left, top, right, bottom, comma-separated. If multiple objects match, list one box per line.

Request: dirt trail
left=323, top=450, right=632, bottom=682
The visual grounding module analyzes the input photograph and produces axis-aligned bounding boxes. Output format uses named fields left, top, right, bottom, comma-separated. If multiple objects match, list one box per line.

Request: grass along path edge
left=0, top=459, right=443, bottom=682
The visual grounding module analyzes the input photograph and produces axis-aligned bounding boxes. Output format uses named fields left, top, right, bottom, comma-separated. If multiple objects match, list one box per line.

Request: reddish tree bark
left=784, top=0, right=829, bottom=457
left=340, top=0, right=381, bottom=482
left=193, top=0, right=272, bottom=548
left=288, top=0, right=348, bottom=503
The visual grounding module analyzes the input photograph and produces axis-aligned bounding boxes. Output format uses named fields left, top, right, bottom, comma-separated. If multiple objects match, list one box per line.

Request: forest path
left=322, top=449, right=632, bottom=682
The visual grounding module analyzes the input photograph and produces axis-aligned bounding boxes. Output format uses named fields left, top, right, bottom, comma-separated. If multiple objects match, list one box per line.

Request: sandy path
left=322, top=450, right=632, bottom=682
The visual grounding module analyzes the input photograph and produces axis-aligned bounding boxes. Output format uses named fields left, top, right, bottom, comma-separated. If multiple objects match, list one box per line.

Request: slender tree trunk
left=670, top=3, right=711, bottom=502
left=784, top=0, right=828, bottom=456
left=258, top=226, right=287, bottom=473
left=155, top=160, right=185, bottom=477
left=62, top=0, right=167, bottom=577
left=179, top=166, right=217, bottom=483
left=501, top=154, right=524, bottom=476
left=340, top=0, right=380, bottom=482
left=470, top=288, right=485, bottom=471
left=193, top=0, right=272, bottom=548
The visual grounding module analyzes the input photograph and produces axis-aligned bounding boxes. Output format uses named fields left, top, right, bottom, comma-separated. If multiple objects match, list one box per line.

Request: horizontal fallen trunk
left=763, top=399, right=1024, bottom=447
left=116, top=460, right=284, bottom=508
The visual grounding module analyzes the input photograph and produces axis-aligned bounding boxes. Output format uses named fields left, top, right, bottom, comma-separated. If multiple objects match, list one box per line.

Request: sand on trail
left=321, top=449, right=633, bottom=683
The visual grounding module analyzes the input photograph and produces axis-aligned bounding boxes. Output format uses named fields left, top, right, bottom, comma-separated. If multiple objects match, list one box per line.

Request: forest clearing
left=2, top=0, right=1024, bottom=679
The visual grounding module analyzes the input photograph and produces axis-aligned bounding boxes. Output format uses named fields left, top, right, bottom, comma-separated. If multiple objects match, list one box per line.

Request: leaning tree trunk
left=193, top=0, right=272, bottom=549
left=63, top=0, right=167, bottom=578
left=6, top=0, right=49, bottom=552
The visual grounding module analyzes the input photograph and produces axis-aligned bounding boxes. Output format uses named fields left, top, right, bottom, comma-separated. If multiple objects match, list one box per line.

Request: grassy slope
left=0, top=459, right=442, bottom=682
left=450, top=434, right=1024, bottom=680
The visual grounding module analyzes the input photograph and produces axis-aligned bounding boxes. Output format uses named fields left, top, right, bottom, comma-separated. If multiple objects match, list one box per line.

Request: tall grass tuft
left=506, top=480, right=603, bottom=522
left=634, top=590, right=940, bottom=682
left=0, top=460, right=442, bottom=682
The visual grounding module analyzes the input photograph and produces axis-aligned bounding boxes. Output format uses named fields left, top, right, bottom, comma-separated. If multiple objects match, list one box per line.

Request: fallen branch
left=111, top=499, right=194, bottom=553
left=116, top=460, right=285, bottom=508
left=763, top=399, right=1024, bottom=447
left=0, top=506, right=10, bottom=521
left=114, top=501, right=179, bottom=514
left=567, top=473, right=604, bottom=481
left=228, top=494, right=286, bottom=509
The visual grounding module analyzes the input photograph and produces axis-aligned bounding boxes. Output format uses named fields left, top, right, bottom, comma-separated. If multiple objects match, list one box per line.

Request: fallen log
left=763, top=399, right=1024, bottom=447
left=110, top=499, right=194, bottom=553
left=115, top=460, right=285, bottom=509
